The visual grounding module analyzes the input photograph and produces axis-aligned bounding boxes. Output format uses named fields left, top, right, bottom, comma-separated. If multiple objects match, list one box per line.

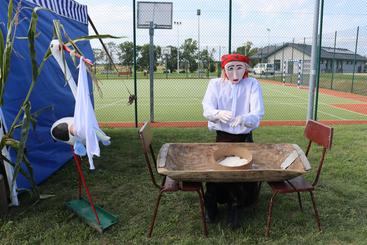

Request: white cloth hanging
left=73, top=58, right=110, bottom=170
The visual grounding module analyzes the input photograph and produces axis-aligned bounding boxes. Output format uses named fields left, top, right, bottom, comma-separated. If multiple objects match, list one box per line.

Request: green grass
left=1, top=125, right=367, bottom=244
left=94, top=78, right=367, bottom=122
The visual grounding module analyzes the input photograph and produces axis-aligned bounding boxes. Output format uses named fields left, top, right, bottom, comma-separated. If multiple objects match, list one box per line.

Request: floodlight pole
left=149, top=21, right=155, bottom=122
left=307, top=0, right=321, bottom=120
left=174, top=21, right=182, bottom=73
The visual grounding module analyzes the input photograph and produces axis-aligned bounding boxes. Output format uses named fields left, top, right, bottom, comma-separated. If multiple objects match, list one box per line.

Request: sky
left=77, top=0, right=367, bottom=55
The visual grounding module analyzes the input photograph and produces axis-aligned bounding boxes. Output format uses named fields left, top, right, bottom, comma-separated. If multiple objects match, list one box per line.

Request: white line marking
left=95, top=99, right=126, bottom=110
left=264, top=86, right=347, bottom=120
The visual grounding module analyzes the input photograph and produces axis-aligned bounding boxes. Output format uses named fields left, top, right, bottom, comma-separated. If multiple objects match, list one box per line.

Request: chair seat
left=268, top=176, right=314, bottom=193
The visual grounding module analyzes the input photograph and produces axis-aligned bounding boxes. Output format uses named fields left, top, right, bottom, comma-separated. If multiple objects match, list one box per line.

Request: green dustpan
left=66, top=198, right=118, bottom=233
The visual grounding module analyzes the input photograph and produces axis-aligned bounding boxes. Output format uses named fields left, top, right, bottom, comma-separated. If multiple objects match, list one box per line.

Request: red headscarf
left=221, top=53, right=250, bottom=78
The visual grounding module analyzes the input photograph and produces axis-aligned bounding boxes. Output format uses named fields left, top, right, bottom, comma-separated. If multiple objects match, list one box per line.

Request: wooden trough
left=157, top=143, right=310, bottom=182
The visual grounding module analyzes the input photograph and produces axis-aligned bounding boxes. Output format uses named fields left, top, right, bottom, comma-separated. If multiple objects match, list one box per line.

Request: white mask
left=224, top=61, right=247, bottom=84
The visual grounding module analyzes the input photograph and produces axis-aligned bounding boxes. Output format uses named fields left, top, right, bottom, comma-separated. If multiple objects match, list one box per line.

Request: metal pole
left=281, top=42, right=285, bottom=83
left=330, top=31, right=337, bottom=89
left=267, top=28, right=271, bottom=68
left=174, top=21, right=181, bottom=73
left=133, top=0, right=138, bottom=127
left=290, top=38, right=295, bottom=84
left=165, top=55, right=168, bottom=79
left=307, top=0, right=321, bottom=120
left=314, top=0, right=324, bottom=121
left=229, top=0, right=232, bottom=54
left=273, top=43, right=276, bottom=79
left=149, top=22, right=155, bottom=122
left=302, top=37, right=306, bottom=84
left=197, top=9, right=201, bottom=77
left=351, top=26, right=359, bottom=93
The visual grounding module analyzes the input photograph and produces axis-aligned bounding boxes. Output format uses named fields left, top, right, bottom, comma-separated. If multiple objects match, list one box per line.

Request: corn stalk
left=0, top=0, right=120, bottom=200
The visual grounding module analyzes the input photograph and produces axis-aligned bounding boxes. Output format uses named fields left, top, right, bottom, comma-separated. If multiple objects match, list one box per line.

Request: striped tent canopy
left=27, top=0, right=88, bottom=24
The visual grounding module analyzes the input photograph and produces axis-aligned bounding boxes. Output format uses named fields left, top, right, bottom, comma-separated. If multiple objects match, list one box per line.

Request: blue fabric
left=0, top=0, right=94, bottom=188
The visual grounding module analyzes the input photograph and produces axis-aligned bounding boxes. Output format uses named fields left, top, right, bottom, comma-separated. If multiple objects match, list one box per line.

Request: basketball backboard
left=137, top=2, right=173, bottom=29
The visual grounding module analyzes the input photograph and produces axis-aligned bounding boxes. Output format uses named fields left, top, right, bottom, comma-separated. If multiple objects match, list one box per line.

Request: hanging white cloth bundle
left=50, top=40, right=110, bottom=170
left=73, top=58, right=110, bottom=170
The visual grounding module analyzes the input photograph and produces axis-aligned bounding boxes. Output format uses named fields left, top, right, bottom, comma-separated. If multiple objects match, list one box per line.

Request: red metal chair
left=265, top=120, right=333, bottom=237
left=138, top=122, right=208, bottom=238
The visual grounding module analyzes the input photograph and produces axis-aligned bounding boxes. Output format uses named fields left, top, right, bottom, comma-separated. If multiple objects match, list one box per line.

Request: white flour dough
left=218, top=156, right=249, bottom=167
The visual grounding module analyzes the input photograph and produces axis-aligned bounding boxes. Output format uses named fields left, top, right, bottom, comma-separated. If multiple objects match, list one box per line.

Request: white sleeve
left=241, top=80, right=265, bottom=128
left=202, top=80, right=220, bottom=122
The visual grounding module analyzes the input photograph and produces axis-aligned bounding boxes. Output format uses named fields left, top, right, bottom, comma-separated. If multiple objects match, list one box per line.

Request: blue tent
left=0, top=0, right=94, bottom=191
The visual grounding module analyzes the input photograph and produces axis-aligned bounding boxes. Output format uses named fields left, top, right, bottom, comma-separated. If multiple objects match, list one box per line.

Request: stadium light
left=174, top=21, right=182, bottom=73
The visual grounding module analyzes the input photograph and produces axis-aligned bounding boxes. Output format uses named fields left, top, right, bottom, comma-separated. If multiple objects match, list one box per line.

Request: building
left=251, top=43, right=367, bottom=74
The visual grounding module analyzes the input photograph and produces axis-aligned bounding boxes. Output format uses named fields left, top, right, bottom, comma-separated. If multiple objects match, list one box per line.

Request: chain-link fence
left=88, top=0, right=367, bottom=124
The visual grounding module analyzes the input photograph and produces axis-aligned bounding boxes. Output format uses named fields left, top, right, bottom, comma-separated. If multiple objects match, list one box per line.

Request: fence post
left=330, top=31, right=337, bottom=90
left=133, top=0, right=138, bottom=127
left=302, top=37, right=306, bottom=85
left=273, top=44, right=276, bottom=80
left=307, top=0, right=321, bottom=120
left=281, top=42, right=285, bottom=84
left=149, top=21, right=155, bottom=122
left=228, top=0, right=232, bottom=54
left=351, top=26, right=359, bottom=93
left=314, top=0, right=324, bottom=121
left=297, top=60, right=302, bottom=87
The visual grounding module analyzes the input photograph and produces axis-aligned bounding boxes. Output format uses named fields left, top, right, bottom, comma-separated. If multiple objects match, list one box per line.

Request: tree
left=199, top=48, right=216, bottom=73
left=92, top=48, right=105, bottom=65
left=181, top=38, right=198, bottom=72
left=118, top=41, right=134, bottom=68
left=236, top=41, right=258, bottom=58
left=137, top=44, right=160, bottom=71
left=104, top=41, right=119, bottom=70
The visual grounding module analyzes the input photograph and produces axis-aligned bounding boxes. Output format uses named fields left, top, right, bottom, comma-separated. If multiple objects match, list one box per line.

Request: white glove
left=230, top=116, right=242, bottom=127
left=215, top=110, right=232, bottom=123
left=230, top=115, right=259, bottom=128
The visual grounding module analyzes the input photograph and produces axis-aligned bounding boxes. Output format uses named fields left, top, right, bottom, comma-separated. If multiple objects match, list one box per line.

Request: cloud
left=233, top=0, right=310, bottom=16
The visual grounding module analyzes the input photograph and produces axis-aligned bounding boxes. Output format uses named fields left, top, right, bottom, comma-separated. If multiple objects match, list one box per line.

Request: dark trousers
left=205, top=131, right=260, bottom=209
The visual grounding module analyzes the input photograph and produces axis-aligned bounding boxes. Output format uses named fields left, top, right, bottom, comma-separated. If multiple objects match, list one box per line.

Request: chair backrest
left=138, top=122, right=162, bottom=189
left=304, top=120, right=334, bottom=186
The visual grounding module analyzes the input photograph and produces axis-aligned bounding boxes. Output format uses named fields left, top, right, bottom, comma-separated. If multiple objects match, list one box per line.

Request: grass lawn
left=94, top=78, right=367, bottom=122
left=1, top=124, right=367, bottom=244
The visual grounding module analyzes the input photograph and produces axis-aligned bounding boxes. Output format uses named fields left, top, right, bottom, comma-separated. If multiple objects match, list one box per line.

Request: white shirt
left=202, top=77, right=265, bottom=134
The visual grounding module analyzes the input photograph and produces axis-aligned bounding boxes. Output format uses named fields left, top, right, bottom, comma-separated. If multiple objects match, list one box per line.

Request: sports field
left=94, top=78, right=367, bottom=123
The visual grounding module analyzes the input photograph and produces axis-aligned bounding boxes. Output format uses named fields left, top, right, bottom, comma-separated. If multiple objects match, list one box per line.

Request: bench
left=118, top=71, right=131, bottom=77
